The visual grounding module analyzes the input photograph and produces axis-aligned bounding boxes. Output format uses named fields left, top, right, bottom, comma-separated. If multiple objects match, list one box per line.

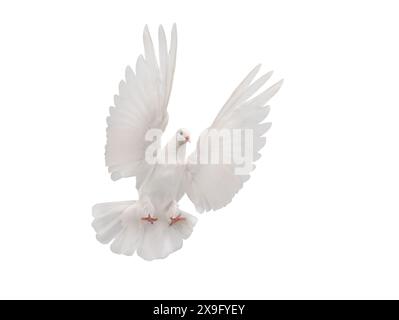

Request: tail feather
left=92, top=201, right=135, bottom=218
left=92, top=201, right=135, bottom=244
left=92, top=200, right=197, bottom=260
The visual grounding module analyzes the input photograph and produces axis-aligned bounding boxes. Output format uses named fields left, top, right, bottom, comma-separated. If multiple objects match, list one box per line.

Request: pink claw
left=169, top=214, right=186, bottom=226
left=141, top=214, right=158, bottom=224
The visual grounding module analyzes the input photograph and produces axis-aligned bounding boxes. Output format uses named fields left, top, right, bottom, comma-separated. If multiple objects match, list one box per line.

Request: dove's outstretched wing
left=106, top=25, right=177, bottom=183
left=184, top=65, right=283, bottom=212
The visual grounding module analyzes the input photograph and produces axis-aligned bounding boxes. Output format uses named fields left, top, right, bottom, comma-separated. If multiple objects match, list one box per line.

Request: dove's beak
left=185, top=136, right=191, bottom=143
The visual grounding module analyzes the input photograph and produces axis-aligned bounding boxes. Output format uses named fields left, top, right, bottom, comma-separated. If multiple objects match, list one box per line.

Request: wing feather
left=105, top=25, right=177, bottom=183
left=185, top=66, right=282, bottom=212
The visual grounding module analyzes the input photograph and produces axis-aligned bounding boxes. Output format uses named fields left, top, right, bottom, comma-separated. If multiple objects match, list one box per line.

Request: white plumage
left=93, top=24, right=283, bottom=260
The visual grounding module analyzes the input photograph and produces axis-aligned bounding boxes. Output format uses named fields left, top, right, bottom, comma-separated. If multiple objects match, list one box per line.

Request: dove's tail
left=92, top=200, right=197, bottom=260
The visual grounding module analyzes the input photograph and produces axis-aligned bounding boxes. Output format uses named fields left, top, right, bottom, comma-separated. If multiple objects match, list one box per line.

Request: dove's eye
left=179, top=130, right=183, bottom=135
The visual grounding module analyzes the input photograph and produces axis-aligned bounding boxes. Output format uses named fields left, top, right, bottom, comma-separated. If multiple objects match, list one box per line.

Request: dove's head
left=176, top=128, right=191, bottom=145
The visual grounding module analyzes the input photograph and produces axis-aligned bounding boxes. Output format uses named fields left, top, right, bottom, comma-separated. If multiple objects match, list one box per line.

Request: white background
left=0, top=0, right=398, bottom=299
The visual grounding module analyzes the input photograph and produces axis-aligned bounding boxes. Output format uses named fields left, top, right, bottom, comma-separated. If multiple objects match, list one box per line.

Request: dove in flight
left=92, top=24, right=283, bottom=260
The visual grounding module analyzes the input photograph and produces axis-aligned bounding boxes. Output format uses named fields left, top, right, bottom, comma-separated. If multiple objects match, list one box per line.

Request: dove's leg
left=165, top=203, right=198, bottom=241
left=141, top=214, right=158, bottom=224
left=167, top=201, right=186, bottom=225
left=169, top=215, right=185, bottom=225
left=140, top=196, right=158, bottom=224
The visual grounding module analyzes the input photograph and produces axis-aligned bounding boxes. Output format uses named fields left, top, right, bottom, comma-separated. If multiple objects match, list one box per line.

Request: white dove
left=92, top=24, right=283, bottom=260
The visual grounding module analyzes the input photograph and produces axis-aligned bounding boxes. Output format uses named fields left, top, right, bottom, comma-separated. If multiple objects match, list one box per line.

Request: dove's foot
left=169, top=214, right=186, bottom=226
left=141, top=214, right=158, bottom=224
